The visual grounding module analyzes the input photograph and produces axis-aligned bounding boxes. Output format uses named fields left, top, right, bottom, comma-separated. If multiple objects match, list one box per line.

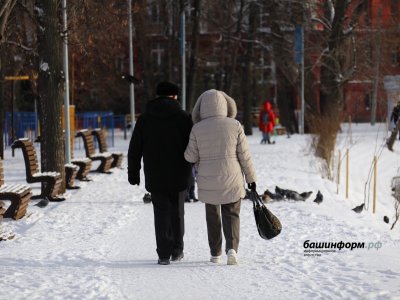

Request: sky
left=1, top=123, right=399, bottom=300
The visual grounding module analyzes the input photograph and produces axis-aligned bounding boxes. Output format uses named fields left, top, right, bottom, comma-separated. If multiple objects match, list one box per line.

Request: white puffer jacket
left=184, top=89, right=257, bottom=205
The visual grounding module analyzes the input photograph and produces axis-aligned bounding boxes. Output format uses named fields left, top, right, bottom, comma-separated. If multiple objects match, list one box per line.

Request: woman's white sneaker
left=210, top=255, right=221, bottom=263
left=227, top=249, right=238, bottom=265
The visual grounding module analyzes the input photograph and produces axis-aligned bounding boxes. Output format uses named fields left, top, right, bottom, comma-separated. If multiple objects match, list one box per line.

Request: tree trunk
left=242, top=2, right=257, bottom=135
left=371, top=7, right=382, bottom=125
left=186, top=0, right=201, bottom=112
left=36, top=0, right=65, bottom=193
left=269, top=0, right=299, bottom=134
left=226, top=0, right=244, bottom=96
left=0, top=46, right=4, bottom=159
left=316, top=0, right=348, bottom=162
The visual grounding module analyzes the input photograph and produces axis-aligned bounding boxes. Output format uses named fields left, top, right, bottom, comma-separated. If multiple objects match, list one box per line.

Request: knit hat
left=156, top=81, right=179, bottom=96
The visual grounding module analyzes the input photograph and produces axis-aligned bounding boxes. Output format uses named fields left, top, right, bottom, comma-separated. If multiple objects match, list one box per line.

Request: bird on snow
left=275, top=186, right=311, bottom=201
left=313, top=191, right=323, bottom=204
left=143, top=193, right=152, bottom=204
left=263, top=189, right=284, bottom=201
left=352, top=203, right=365, bottom=213
left=383, top=216, right=390, bottom=223
left=300, top=191, right=313, bottom=200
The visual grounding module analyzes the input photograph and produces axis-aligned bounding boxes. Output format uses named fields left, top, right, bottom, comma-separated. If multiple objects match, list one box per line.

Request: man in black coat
left=128, top=81, right=193, bottom=265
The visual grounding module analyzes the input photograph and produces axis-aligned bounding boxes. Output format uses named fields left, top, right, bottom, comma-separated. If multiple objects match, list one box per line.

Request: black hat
left=156, top=81, right=179, bottom=96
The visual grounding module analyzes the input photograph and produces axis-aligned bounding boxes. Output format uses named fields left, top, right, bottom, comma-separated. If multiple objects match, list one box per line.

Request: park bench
left=76, top=129, right=113, bottom=173
left=92, top=128, right=123, bottom=168
left=12, top=138, right=65, bottom=202
left=34, top=135, right=85, bottom=187
left=0, top=159, right=32, bottom=220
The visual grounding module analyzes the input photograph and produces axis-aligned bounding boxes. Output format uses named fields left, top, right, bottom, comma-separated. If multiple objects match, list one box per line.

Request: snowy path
left=1, top=126, right=400, bottom=299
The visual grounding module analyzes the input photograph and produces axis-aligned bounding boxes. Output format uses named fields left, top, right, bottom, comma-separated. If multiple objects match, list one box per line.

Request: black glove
left=128, top=173, right=140, bottom=185
left=248, top=182, right=256, bottom=192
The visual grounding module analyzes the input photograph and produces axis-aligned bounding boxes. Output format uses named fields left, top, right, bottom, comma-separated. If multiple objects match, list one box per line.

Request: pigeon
left=300, top=191, right=313, bottom=200
left=263, top=189, right=284, bottom=201
left=143, top=193, right=152, bottom=203
left=383, top=216, right=390, bottom=223
left=286, top=190, right=306, bottom=201
left=275, top=186, right=312, bottom=201
left=352, top=203, right=365, bottom=213
left=313, top=191, right=323, bottom=204
left=35, top=197, right=50, bottom=208
left=275, top=186, right=287, bottom=198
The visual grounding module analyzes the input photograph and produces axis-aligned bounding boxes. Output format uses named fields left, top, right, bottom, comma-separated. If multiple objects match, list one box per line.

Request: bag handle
left=249, top=189, right=263, bottom=208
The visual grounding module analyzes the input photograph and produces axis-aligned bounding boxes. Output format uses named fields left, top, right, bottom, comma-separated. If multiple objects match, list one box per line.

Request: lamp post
left=295, top=25, right=304, bottom=134
left=180, top=8, right=186, bottom=110
left=62, top=0, right=71, bottom=163
left=128, top=0, right=135, bottom=129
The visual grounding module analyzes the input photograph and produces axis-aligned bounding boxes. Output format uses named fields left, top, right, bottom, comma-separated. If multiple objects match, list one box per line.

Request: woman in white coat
left=184, top=89, right=257, bottom=265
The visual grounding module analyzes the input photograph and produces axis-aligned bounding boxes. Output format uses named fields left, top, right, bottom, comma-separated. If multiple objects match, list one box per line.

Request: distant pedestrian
left=128, top=81, right=193, bottom=265
left=184, top=89, right=257, bottom=265
left=185, top=166, right=198, bottom=202
left=391, top=101, right=400, bottom=138
left=387, top=100, right=400, bottom=151
left=258, top=100, right=276, bottom=144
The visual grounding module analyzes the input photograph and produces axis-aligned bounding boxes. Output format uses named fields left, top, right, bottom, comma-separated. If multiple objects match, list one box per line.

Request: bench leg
left=32, top=178, right=65, bottom=202
left=111, top=153, right=123, bottom=168
left=96, top=158, right=113, bottom=173
left=65, top=166, right=80, bottom=190
left=2, top=194, right=30, bottom=220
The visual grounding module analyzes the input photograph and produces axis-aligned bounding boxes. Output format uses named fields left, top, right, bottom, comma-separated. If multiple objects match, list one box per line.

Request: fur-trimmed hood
left=191, top=89, right=237, bottom=124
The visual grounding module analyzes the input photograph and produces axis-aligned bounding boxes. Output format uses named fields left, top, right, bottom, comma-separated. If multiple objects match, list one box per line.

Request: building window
left=364, top=92, right=371, bottom=110
left=148, top=2, right=160, bottom=24
left=151, top=44, right=164, bottom=68
left=391, top=49, right=400, bottom=66
left=391, top=0, right=398, bottom=20
left=90, top=89, right=98, bottom=101
left=115, top=57, right=125, bottom=73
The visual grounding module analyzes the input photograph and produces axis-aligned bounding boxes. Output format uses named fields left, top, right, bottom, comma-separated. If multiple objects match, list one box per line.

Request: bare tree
left=311, top=0, right=367, bottom=171
left=186, top=0, right=201, bottom=111
left=0, top=0, right=17, bottom=159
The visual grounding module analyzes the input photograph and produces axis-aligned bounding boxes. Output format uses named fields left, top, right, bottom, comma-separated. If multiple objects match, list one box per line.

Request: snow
left=1, top=123, right=399, bottom=300
left=40, top=61, right=49, bottom=72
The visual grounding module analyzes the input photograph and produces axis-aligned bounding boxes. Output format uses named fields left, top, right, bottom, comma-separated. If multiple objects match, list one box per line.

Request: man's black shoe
left=171, top=252, right=184, bottom=261
left=158, top=258, right=170, bottom=265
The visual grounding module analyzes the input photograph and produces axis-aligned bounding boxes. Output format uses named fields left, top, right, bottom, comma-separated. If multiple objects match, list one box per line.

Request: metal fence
left=3, top=111, right=122, bottom=149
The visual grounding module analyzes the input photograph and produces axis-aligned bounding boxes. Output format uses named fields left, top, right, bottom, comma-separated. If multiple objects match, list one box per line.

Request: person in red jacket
left=258, top=100, right=276, bottom=144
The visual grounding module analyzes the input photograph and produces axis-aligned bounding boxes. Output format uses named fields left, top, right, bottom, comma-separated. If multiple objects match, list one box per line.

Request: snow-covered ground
left=1, top=124, right=399, bottom=300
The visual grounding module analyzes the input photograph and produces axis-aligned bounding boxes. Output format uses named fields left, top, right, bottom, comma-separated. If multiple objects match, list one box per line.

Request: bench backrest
left=12, top=138, right=40, bottom=180
left=76, top=130, right=96, bottom=157
left=0, top=159, right=4, bottom=187
left=92, top=128, right=108, bottom=153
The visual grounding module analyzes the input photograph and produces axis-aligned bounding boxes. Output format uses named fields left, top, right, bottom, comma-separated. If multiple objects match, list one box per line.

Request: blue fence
left=75, top=111, right=115, bottom=147
left=3, top=111, right=122, bottom=148
left=4, top=112, right=38, bottom=146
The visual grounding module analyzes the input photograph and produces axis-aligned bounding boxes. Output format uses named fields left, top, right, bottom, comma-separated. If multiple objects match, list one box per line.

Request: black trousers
left=151, top=190, right=186, bottom=259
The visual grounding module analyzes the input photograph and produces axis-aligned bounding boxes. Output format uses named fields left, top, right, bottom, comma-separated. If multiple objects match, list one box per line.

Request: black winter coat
left=128, top=96, right=193, bottom=193
left=391, top=105, right=400, bottom=124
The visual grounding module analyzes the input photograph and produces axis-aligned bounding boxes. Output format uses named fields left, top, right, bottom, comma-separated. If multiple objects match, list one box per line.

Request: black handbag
left=250, top=190, right=282, bottom=239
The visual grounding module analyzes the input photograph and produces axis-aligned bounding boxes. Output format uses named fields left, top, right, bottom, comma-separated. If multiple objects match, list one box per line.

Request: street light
left=62, top=0, right=71, bottom=163
left=180, top=8, right=186, bottom=111
left=128, top=0, right=135, bottom=129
